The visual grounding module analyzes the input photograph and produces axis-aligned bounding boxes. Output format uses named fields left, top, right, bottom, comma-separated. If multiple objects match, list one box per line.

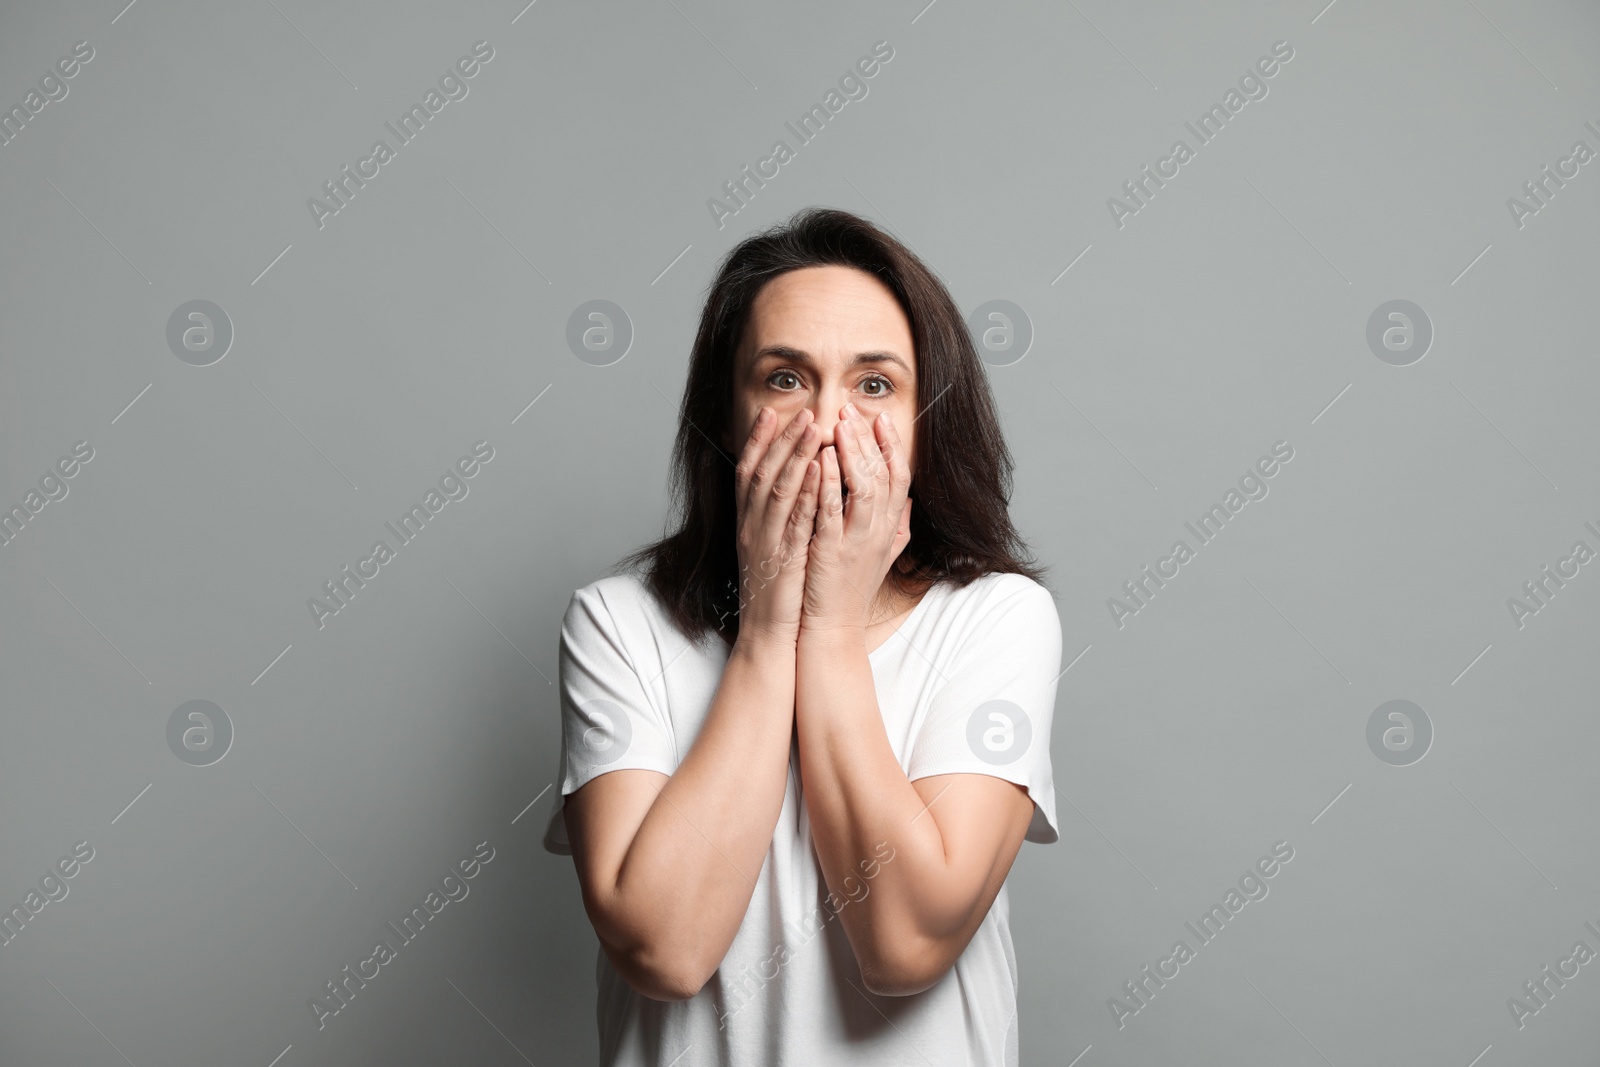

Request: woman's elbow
left=603, top=940, right=715, bottom=1002
left=859, top=943, right=952, bottom=998
left=629, top=968, right=707, bottom=1002
left=582, top=891, right=720, bottom=1000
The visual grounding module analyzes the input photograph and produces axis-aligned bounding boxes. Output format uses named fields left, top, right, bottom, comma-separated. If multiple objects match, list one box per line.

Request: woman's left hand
left=801, top=402, right=913, bottom=633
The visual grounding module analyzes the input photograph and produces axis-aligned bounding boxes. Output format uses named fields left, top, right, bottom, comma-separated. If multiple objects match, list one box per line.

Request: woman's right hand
left=732, top=406, right=824, bottom=644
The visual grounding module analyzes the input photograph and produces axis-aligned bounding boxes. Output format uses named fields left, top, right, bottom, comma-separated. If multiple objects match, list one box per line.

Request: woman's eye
left=766, top=371, right=892, bottom=395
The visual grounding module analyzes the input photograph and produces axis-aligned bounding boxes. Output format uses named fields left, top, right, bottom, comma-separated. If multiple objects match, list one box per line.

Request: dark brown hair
left=618, top=206, right=1045, bottom=646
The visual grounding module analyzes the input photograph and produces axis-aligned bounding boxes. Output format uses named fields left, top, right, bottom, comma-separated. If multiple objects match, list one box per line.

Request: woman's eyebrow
left=751, top=344, right=910, bottom=372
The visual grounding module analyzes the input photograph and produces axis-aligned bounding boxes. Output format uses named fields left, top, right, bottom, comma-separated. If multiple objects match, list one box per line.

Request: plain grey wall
left=3, top=0, right=1598, bottom=1064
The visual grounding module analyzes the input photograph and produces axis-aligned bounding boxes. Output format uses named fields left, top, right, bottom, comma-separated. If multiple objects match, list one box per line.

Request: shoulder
left=571, top=571, right=653, bottom=607
left=939, top=571, right=1056, bottom=615
left=931, top=571, right=1060, bottom=649
left=563, top=572, right=668, bottom=632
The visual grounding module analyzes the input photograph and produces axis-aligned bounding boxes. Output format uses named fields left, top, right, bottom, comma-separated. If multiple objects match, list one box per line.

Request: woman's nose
left=809, top=398, right=845, bottom=446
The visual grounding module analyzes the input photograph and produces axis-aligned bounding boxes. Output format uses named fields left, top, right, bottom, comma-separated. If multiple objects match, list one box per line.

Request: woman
left=543, top=207, right=1063, bottom=1066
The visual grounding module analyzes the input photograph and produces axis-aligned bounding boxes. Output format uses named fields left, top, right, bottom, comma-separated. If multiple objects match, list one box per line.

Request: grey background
left=2, top=0, right=1597, bottom=1064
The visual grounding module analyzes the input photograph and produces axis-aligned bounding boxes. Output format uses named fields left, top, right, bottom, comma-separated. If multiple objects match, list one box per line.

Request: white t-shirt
left=543, top=569, right=1063, bottom=1067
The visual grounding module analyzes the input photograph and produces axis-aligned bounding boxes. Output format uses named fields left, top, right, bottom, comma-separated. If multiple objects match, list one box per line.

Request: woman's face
left=723, top=265, right=918, bottom=481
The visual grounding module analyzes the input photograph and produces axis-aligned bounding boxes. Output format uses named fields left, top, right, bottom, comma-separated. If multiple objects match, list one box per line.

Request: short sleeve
left=905, top=575, right=1063, bottom=844
left=542, top=579, right=680, bottom=856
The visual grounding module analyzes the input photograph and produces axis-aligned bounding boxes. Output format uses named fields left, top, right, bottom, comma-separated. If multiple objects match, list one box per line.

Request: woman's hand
left=732, top=405, right=825, bottom=644
left=802, top=402, right=913, bottom=634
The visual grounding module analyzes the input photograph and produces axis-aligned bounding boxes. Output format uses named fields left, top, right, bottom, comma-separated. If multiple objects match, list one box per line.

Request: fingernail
left=844, top=402, right=860, bottom=419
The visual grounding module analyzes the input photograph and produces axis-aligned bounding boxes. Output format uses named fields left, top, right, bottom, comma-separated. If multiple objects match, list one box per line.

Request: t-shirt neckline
left=867, top=579, right=942, bottom=661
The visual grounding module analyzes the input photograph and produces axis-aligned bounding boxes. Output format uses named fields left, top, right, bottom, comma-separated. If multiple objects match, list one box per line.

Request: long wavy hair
left=618, top=206, right=1045, bottom=647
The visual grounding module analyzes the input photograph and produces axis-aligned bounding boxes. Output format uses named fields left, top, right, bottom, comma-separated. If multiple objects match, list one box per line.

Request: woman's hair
left=618, top=206, right=1045, bottom=646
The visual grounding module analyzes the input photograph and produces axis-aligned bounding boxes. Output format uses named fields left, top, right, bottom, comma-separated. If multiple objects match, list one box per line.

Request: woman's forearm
left=600, top=631, right=798, bottom=994
left=793, top=626, right=972, bottom=993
